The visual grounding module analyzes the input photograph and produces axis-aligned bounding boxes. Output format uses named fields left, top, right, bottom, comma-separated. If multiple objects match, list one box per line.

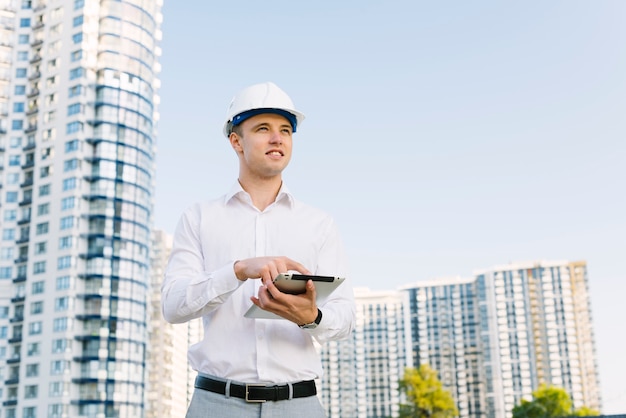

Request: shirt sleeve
left=161, top=204, right=244, bottom=324
left=307, top=218, right=356, bottom=343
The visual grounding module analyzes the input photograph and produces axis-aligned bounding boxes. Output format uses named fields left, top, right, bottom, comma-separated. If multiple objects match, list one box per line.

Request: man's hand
left=251, top=279, right=319, bottom=325
left=233, top=256, right=310, bottom=282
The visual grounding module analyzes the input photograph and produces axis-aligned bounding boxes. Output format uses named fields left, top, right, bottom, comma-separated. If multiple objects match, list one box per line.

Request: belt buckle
left=245, top=384, right=266, bottom=403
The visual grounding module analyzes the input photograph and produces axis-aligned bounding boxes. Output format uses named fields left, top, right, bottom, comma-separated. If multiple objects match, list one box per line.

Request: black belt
left=194, top=375, right=316, bottom=403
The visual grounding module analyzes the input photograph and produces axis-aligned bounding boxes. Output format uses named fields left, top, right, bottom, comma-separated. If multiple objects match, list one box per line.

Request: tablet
left=244, top=274, right=345, bottom=319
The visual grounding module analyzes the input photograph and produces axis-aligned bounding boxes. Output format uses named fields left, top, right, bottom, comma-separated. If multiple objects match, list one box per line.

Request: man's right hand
left=233, top=256, right=311, bottom=283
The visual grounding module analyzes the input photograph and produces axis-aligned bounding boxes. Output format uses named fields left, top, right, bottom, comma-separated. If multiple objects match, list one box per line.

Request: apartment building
left=0, top=0, right=162, bottom=416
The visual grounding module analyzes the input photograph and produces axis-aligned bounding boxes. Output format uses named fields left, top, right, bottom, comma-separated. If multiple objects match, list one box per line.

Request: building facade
left=318, top=261, right=601, bottom=418
left=320, top=288, right=412, bottom=418
left=0, top=0, right=162, bottom=416
left=475, top=260, right=601, bottom=417
left=146, top=229, right=202, bottom=418
left=403, top=277, right=487, bottom=418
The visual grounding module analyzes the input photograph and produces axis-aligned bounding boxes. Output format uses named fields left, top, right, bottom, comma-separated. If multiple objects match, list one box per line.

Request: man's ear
left=229, top=132, right=243, bottom=153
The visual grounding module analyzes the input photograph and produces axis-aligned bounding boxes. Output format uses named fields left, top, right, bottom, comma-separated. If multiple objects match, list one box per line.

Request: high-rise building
left=475, top=260, right=601, bottom=417
left=147, top=229, right=202, bottom=418
left=320, top=287, right=412, bottom=418
left=403, top=277, right=487, bottom=418
left=319, top=260, right=601, bottom=418
left=0, top=0, right=163, bottom=416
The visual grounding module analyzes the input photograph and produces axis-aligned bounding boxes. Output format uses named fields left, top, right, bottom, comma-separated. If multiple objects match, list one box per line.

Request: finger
left=306, top=279, right=317, bottom=301
left=285, top=259, right=311, bottom=275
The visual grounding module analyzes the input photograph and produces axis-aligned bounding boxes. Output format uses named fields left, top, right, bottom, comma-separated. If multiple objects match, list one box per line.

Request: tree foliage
left=398, top=364, right=459, bottom=418
left=512, top=385, right=599, bottom=418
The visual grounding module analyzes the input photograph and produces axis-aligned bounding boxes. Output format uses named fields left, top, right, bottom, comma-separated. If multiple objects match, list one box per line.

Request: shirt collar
left=225, top=181, right=295, bottom=209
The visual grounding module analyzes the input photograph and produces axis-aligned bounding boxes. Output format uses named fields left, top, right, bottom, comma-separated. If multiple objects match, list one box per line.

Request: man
left=162, top=82, right=356, bottom=417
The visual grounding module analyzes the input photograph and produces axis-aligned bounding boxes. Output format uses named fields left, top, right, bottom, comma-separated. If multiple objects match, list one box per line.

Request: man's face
left=230, top=113, right=293, bottom=180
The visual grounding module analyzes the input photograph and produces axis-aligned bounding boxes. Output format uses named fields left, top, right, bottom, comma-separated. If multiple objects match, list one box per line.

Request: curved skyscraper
left=0, top=0, right=162, bottom=417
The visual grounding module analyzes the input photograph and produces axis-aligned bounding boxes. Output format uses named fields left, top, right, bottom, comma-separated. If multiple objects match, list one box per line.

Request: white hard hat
left=223, top=82, right=305, bottom=137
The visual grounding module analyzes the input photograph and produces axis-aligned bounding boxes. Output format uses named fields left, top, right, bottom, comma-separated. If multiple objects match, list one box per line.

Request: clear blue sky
left=155, top=1, right=626, bottom=412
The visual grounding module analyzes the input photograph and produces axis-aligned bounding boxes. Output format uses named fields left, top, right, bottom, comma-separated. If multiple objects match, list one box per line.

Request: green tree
left=512, top=385, right=599, bottom=418
left=398, top=364, right=458, bottom=418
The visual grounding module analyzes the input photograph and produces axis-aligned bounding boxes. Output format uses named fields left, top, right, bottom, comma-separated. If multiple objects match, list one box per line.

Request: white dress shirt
left=162, top=182, right=356, bottom=383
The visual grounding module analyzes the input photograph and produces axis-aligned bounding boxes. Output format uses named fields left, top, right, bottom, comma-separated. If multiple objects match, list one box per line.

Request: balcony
left=16, top=236, right=30, bottom=244
left=28, top=71, right=41, bottom=81
left=23, top=142, right=36, bottom=151
left=14, top=255, right=28, bottom=263
left=17, top=217, right=31, bottom=225
left=6, top=354, right=21, bottom=363
left=31, top=38, right=44, bottom=47
left=24, top=124, right=37, bottom=133
left=9, top=315, right=24, bottom=324
left=10, top=295, right=25, bottom=303
left=18, top=198, right=32, bottom=206
left=12, top=275, right=27, bottom=283
left=20, top=179, right=34, bottom=188
left=2, top=399, right=18, bottom=406
left=27, top=89, right=40, bottom=98
left=8, top=335, right=22, bottom=343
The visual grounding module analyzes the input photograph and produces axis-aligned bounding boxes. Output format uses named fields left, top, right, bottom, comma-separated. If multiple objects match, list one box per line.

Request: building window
left=29, top=321, right=42, bottom=335
left=69, top=67, right=84, bottom=80
left=4, top=209, right=17, bottom=220
left=37, top=203, right=50, bottom=215
left=30, top=301, right=43, bottom=315
left=66, top=121, right=83, bottom=134
left=40, top=166, right=52, bottom=178
left=23, top=406, right=37, bottom=418
left=19, top=18, right=31, bottom=27
left=24, top=385, right=38, bottom=399
left=26, top=363, right=39, bottom=377
left=0, top=247, right=14, bottom=260
left=18, top=34, right=29, bottom=44
left=56, top=276, right=70, bottom=290
left=73, top=15, right=83, bottom=26
left=72, top=32, right=83, bottom=44
left=74, top=0, right=84, bottom=9
left=39, top=184, right=50, bottom=196
left=33, top=261, right=46, bottom=274
left=35, top=242, right=47, bottom=254
left=60, top=216, right=74, bottom=230
left=70, top=49, right=83, bottom=62
left=16, top=68, right=27, bottom=78
left=67, top=103, right=81, bottom=116
left=57, top=256, right=73, bottom=270
left=27, top=342, right=40, bottom=356
left=32, top=281, right=44, bottom=294
left=13, top=102, right=25, bottom=112
left=2, top=229, right=15, bottom=240
left=51, top=338, right=70, bottom=353
left=17, top=51, right=29, bottom=61
left=59, top=236, right=73, bottom=249
left=6, top=191, right=18, bottom=202
left=61, top=196, right=75, bottom=210
left=53, top=318, right=69, bottom=332
left=69, top=85, right=82, bottom=97
left=36, top=222, right=49, bottom=235
left=15, top=85, right=26, bottom=95
left=54, top=297, right=69, bottom=311
left=11, top=120, right=23, bottom=130
left=65, top=139, right=80, bottom=152
left=62, top=178, right=77, bottom=191
left=0, top=267, right=12, bottom=279
left=64, top=158, right=79, bottom=171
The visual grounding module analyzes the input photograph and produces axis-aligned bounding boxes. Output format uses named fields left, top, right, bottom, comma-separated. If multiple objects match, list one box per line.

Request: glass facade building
left=0, top=0, right=162, bottom=416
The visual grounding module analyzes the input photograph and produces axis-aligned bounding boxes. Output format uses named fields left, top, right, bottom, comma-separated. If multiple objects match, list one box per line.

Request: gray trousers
left=185, top=387, right=327, bottom=418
